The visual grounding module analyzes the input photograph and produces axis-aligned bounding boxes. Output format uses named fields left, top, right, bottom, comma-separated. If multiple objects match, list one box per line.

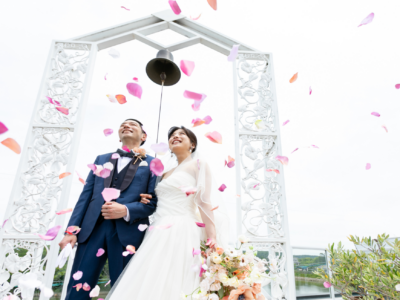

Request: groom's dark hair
left=168, top=126, right=197, bottom=153
left=124, top=118, right=146, bottom=145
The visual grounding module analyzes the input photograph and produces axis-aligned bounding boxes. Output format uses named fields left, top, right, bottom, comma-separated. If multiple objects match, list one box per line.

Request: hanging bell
left=145, top=49, right=181, bottom=86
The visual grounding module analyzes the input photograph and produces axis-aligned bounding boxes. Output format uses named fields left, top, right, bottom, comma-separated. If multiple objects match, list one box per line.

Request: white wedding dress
left=106, top=158, right=220, bottom=300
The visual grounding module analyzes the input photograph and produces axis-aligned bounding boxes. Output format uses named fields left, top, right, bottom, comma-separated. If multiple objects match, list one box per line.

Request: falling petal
left=126, top=83, right=143, bottom=99
left=73, top=283, right=82, bottom=291
left=122, top=146, right=130, bottom=152
left=56, top=208, right=72, bottom=215
left=203, top=116, right=212, bottom=124
left=358, top=13, right=374, bottom=27
left=133, top=77, right=138, bottom=81
left=218, top=184, right=227, bottom=192
left=275, top=155, right=289, bottom=166
left=253, top=183, right=260, bottom=189
left=138, top=224, right=148, bottom=231
left=168, top=0, right=181, bottom=14
left=266, top=169, right=280, bottom=174
left=99, top=168, right=111, bottom=179
left=2, top=219, right=8, bottom=228
left=87, top=164, right=97, bottom=172
left=96, top=249, right=105, bottom=257
left=121, top=6, right=130, bottom=11
left=180, top=60, right=195, bottom=76
left=1, top=138, right=21, bottom=154
left=382, top=125, right=388, bottom=133
left=289, top=73, right=298, bottom=83
left=205, top=131, right=222, bottom=144
left=122, top=251, right=130, bottom=256
left=158, top=224, right=173, bottom=230
left=56, top=107, right=69, bottom=115
left=104, top=73, right=107, bottom=80
left=102, top=188, right=121, bottom=202
left=108, top=48, right=120, bottom=58
left=366, top=163, right=371, bottom=170
left=115, top=94, right=127, bottom=104
left=126, top=245, right=136, bottom=254
left=291, top=148, right=298, bottom=154
left=371, top=112, right=380, bottom=117
left=282, top=120, right=290, bottom=126
left=180, top=186, right=197, bottom=196
left=66, top=226, right=81, bottom=235
left=228, top=45, right=240, bottom=62
left=255, top=119, right=263, bottom=129
left=211, top=206, right=219, bottom=211
left=395, top=84, right=400, bottom=89
left=89, top=285, right=100, bottom=297
left=189, top=13, right=202, bottom=20
left=311, top=145, right=319, bottom=149
left=59, top=172, right=71, bottom=179
left=184, top=90, right=207, bottom=111
left=225, top=156, right=235, bottom=168
left=192, top=118, right=205, bottom=127
left=197, top=159, right=200, bottom=170
left=34, top=225, right=61, bottom=241
left=73, top=271, right=83, bottom=281
left=150, top=143, right=169, bottom=155
left=195, top=222, right=205, bottom=228
left=46, top=96, right=61, bottom=106
left=323, top=282, right=332, bottom=288
left=106, top=94, right=117, bottom=103
left=104, top=280, right=111, bottom=287
left=76, top=171, right=86, bottom=185
left=0, top=122, right=9, bottom=134
left=150, top=158, right=164, bottom=176
left=309, top=86, right=312, bottom=95
left=207, top=0, right=217, bottom=10
left=82, top=283, right=91, bottom=292
left=193, top=248, right=201, bottom=257
left=103, top=129, right=113, bottom=137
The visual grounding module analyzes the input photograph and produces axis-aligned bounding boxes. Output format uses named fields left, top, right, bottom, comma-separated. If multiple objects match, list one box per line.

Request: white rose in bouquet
left=228, top=276, right=240, bottom=288
left=200, top=278, right=211, bottom=293
left=238, top=234, right=249, bottom=243
left=208, top=294, right=219, bottom=300
left=218, top=273, right=229, bottom=285
left=212, top=254, right=222, bottom=264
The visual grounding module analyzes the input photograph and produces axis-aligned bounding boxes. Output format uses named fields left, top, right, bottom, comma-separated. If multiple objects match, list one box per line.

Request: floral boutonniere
left=132, top=147, right=147, bottom=164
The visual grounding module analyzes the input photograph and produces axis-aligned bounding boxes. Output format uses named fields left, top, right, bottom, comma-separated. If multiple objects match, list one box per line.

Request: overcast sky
left=0, top=0, right=399, bottom=249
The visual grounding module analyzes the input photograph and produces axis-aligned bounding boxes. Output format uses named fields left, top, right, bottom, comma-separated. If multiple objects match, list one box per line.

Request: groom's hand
left=139, top=194, right=152, bottom=204
left=102, top=202, right=127, bottom=219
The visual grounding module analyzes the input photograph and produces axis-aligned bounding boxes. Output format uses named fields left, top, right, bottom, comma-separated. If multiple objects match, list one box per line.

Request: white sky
left=0, top=0, right=399, bottom=249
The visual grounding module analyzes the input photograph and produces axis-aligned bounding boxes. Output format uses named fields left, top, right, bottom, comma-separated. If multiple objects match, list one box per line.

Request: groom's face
left=118, top=120, right=145, bottom=143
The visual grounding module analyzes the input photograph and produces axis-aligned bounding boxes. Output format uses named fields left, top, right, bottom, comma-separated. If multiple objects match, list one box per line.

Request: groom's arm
left=124, top=168, right=158, bottom=225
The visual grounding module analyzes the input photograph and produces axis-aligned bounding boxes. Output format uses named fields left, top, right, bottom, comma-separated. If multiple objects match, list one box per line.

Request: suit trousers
left=65, top=219, right=132, bottom=300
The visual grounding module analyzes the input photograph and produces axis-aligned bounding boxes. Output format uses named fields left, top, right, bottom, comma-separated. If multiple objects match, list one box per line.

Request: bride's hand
left=140, top=194, right=152, bottom=204
left=206, top=237, right=217, bottom=249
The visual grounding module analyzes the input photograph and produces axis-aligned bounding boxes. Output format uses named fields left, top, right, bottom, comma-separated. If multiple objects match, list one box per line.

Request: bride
left=105, top=126, right=229, bottom=300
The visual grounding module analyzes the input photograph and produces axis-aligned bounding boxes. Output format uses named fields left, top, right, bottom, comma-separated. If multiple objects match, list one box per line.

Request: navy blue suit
left=65, top=152, right=157, bottom=300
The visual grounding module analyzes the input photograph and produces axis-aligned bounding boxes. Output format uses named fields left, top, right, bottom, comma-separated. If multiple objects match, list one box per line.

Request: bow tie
left=116, top=148, right=136, bottom=158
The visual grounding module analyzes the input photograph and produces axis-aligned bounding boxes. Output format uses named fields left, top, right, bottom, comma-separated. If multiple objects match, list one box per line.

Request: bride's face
left=169, top=129, right=192, bottom=154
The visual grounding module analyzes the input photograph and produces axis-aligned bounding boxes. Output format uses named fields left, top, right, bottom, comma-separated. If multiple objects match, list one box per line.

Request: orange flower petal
left=289, top=72, right=298, bottom=83
left=56, top=107, right=69, bottom=115
left=205, top=131, right=222, bottom=144
left=207, top=0, right=217, bottom=10
left=1, top=138, right=21, bottom=154
left=59, top=172, right=71, bottom=179
left=115, top=94, right=127, bottom=104
left=56, top=208, right=73, bottom=215
left=126, top=245, right=136, bottom=254
left=211, top=206, right=219, bottom=211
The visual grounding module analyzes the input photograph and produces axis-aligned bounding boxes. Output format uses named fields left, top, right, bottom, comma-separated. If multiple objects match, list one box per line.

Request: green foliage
left=313, top=234, right=400, bottom=300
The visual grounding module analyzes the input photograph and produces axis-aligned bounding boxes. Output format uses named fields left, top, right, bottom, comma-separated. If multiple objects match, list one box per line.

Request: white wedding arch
left=0, top=10, right=295, bottom=300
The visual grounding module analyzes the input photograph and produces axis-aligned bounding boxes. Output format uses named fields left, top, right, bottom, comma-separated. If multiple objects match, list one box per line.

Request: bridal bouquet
left=184, top=236, right=267, bottom=300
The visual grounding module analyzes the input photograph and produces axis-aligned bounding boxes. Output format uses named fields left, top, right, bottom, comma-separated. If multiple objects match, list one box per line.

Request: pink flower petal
left=189, top=13, right=202, bottom=20
left=104, top=280, right=111, bottom=287
left=112, top=153, right=121, bottom=159
left=192, top=248, right=201, bottom=257
left=126, top=245, right=136, bottom=254
left=358, top=13, right=374, bottom=27
left=275, top=155, right=289, bottom=165
left=67, top=226, right=81, bottom=235
left=382, top=125, right=388, bottom=133
left=56, top=208, right=72, bottom=215
left=158, top=224, right=173, bottom=230
left=366, top=163, right=371, bottom=170
left=96, top=248, right=105, bottom=257
left=205, top=131, right=222, bottom=144
left=211, top=206, right=219, bottom=211
left=126, top=83, right=143, bottom=99
left=150, top=143, right=169, bottom=155
left=150, top=158, right=164, bottom=176
left=180, top=60, right=195, bottom=76
left=73, top=283, right=82, bottom=291
left=89, top=285, right=100, bottom=297
left=291, top=148, right=299, bottom=154
left=138, top=224, right=148, bottom=231
left=228, top=45, right=240, bottom=62
left=115, top=94, right=127, bottom=104
left=195, top=222, right=205, bottom=228
left=104, top=73, right=107, bottom=80
left=0, top=122, right=8, bottom=134
left=203, top=116, right=212, bottom=124
left=46, top=96, right=61, bottom=106
left=73, top=271, right=83, bottom=280
left=122, top=251, right=130, bottom=256
left=311, top=145, right=319, bottom=149
left=2, top=219, right=8, bottom=228
left=184, top=90, right=207, bottom=111
left=371, top=112, right=380, bottom=117
left=82, top=283, right=91, bottom=292
left=309, top=86, right=312, bottom=95
left=122, top=146, right=130, bottom=152
left=282, top=120, right=290, bottom=126
left=323, top=282, right=332, bottom=288
left=35, top=225, right=61, bottom=241
left=76, top=171, right=86, bottom=185
left=218, top=184, right=227, bottom=192
left=102, top=188, right=121, bottom=202
left=180, top=186, right=197, bottom=196
left=192, top=118, right=205, bottom=127
left=99, top=168, right=111, bottom=179
left=56, top=107, right=69, bottom=115
left=133, top=77, right=138, bottom=81
left=266, top=168, right=280, bottom=174
left=168, top=0, right=181, bottom=15
left=106, top=94, right=117, bottom=103
left=225, top=156, right=235, bottom=168
left=87, top=164, right=97, bottom=172
left=395, top=84, right=400, bottom=89
left=103, top=129, right=113, bottom=137
left=121, top=6, right=130, bottom=11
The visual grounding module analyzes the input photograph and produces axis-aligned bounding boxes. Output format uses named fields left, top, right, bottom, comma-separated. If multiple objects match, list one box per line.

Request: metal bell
left=145, top=49, right=181, bottom=86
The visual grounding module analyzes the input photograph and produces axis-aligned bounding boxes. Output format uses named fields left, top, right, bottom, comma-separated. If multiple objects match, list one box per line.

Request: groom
left=59, top=118, right=157, bottom=300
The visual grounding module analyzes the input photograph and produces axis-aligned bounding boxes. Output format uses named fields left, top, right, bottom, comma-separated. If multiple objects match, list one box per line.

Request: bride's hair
left=168, top=126, right=197, bottom=153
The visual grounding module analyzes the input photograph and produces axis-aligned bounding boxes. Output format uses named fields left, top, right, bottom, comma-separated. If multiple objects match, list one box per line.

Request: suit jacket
left=67, top=152, right=158, bottom=247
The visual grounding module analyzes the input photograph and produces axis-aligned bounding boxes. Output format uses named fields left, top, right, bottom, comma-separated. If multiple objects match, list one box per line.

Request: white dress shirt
left=118, top=150, right=133, bottom=222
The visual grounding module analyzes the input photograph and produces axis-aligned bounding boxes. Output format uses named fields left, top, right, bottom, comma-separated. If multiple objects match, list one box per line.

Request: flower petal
left=67, top=226, right=81, bottom=235
left=180, top=186, right=197, bottom=196
left=87, top=164, right=97, bottom=172
left=126, top=83, right=143, bottom=99
left=112, top=153, right=121, bottom=159
left=138, top=224, right=148, bottom=231
left=371, top=112, right=380, bottom=117
left=104, top=280, right=111, bottom=287
left=358, top=12, right=374, bottom=27
left=96, top=249, right=105, bottom=257
left=382, top=125, right=388, bottom=133
left=192, top=118, right=205, bottom=127
left=275, top=155, right=289, bottom=165
left=289, top=73, right=298, bottom=83
left=82, top=283, right=91, bottom=292
left=56, top=107, right=69, bottom=115
left=59, top=172, right=71, bottom=179
left=106, top=94, right=117, bottom=103
left=395, top=84, right=400, bottom=89
left=115, top=94, right=127, bottom=104
left=73, top=283, right=82, bottom=291
left=218, top=184, right=227, bottom=192
left=205, top=131, right=222, bottom=144
left=228, top=44, right=240, bottom=62
left=126, top=245, right=136, bottom=254
left=122, top=251, right=130, bottom=256
left=180, top=60, right=195, bottom=76
left=311, top=145, right=319, bottom=148
left=266, top=168, right=280, bottom=174
left=150, top=158, right=164, bottom=176
left=103, top=129, right=113, bottom=137
left=133, top=77, right=138, bottom=81
left=168, top=0, right=181, bottom=14
left=35, top=225, right=61, bottom=241
left=291, top=148, right=299, bottom=154
left=323, top=282, right=332, bottom=288
left=121, top=6, right=130, bottom=11
left=56, top=208, right=72, bottom=215
left=366, top=163, right=371, bottom=170
left=282, top=120, right=290, bottom=126
left=0, top=122, right=9, bottom=134
left=104, top=73, right=107, bottom=80
left=184, top=91, right=207, bottom=111
left=1, top=138, right=21, bottom=154
left=99, top=168, right=111, bottom=179
left=122, top=146, right=130, bottom=152
left=189, top=13, right=202, bottom=20
left=207, top=0, right=217, bottom=10
left=73, top=271, right=83, bottom=281
left=89, top=285, right=100, bottom=297
left=102, top=188, right=121, bottom=202
left=193, top=248, right=201, bottom=257
left=150, top=143, right=169, bottom=155
left=108, top=48, right=120, bottom=58
left=211, top=206, right=219, bottom=211
left=203, top=116, right=212, bottom=125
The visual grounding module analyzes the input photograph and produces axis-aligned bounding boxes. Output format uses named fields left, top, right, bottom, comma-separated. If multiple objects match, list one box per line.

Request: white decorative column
left=232, top=52, right=296, bottom=299
left=0, top=41, right=97, bottom=300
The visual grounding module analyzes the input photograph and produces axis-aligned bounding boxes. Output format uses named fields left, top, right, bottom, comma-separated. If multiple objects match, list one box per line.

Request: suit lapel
left=119, top=156, right=142, bottom=192
left=104, top=155, right=118, bottom=188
